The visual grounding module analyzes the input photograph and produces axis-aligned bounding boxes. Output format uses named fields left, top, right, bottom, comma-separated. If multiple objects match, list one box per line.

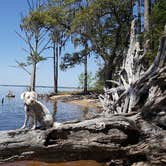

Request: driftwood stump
left=99, top=21, right=166, bottom=116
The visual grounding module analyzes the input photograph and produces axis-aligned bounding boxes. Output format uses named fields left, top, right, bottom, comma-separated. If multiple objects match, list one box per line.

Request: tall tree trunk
left=55, top=45, right=59, bottom=93
left=83, top=55, right=88, bottom=94
left=104, top=23, right=121, bottom=88
left=53, top=42, right=58, bottom=94
left=30, top=33, right=39, bottom=92
left=137, top=0, right=141, bottom=35
left=144, top=0, right=150, bottom=53
left=30, top=61, right=37, bottom=91
left=104, top=61, right=114, bottom=88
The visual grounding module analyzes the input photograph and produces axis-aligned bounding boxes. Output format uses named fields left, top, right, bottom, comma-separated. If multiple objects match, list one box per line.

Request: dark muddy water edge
left=0, top=160, right=104, bottom=166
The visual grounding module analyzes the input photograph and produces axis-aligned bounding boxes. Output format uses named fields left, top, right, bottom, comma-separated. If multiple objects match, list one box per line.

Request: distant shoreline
left=0, top=84, right=80, bottom=90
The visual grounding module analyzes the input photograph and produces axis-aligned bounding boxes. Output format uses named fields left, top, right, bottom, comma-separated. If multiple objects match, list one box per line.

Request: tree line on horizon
left=16, top=0, right=166, bottom=94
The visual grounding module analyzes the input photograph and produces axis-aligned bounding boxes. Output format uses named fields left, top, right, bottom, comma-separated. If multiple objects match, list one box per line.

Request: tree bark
left=83, top=55, right=88, bottom=94
left=144, top=0, right=150, bottom=53
left=104, top=61, right=114, bottom=88
left=137, top=0, right=141, bottom=35
left=30, top=62, right=37, bottom=91
left=53, top=42, right=58, bottom=94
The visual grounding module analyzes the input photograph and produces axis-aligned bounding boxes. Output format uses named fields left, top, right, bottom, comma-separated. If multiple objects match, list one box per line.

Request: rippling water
left=0, top=87, right=103, bottom=166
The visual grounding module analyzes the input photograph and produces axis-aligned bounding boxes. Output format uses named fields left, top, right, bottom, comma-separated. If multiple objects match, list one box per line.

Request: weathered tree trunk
left=53, top=42, right=58, bottom=94
left=83, top=55, right=88, bottom=94
left=30, top=61, right=37, bottom=91
left=104, top=61, right=114, bottom=88
left=144, top=0, right=150, bottom=54
left=144, top=0, right=150, bottom=33
left=137, top=0, right=142, bottom=35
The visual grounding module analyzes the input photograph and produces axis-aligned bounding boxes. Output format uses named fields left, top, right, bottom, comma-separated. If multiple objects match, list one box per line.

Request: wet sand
left=1, top=160, right=104, bottom=166
left=50, top=94, right=102, bottom=109
left=50, top=94, right=72, bottom=100
left=67, top=98, right=101, bottom=109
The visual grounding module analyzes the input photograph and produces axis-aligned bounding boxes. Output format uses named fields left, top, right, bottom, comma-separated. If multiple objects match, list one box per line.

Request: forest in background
left=16, top=0, right=166, bottom=94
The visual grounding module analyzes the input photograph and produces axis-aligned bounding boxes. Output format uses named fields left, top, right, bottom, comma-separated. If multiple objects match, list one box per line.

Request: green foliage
left=151, top=0, right=166, bottom=26
left=59, top=0, right=133, bottom=84
left=16, top=0, right=166, bottom=90
left=93, top=67, right=105, bottom=91
left=70, top=0, right=132, bottom=61
left=19, top=4, right=50, bottom=65
left=27, top=53, right=47, bottom=65
left=147, top=0, right=166, bottom=62
left=20, top=10, right=46, bottom=33
left=60, top=46, right=90, bottom=70
left=60, top=52, right=83, bottom=70
left=78, top=72, right=95, bottom=89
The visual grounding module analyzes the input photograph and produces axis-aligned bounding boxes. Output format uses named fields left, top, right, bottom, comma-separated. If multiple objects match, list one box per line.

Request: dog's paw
left=20, top=125, right=26, bottom=129
left=31, top=125, right=37, bottom=130
left=53, top=122, right=61, bottom=128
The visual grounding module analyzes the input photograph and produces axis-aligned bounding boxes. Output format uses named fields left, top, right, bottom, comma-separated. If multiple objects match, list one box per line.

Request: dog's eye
left=27, top=96, right=30, bottom=99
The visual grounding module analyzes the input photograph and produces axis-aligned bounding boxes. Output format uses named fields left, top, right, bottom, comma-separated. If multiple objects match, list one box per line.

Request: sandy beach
left=50, top=93, right=102, bottom=109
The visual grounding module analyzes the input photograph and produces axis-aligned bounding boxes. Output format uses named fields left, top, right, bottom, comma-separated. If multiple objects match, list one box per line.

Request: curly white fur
left=20, top=91, right=53, bottom=130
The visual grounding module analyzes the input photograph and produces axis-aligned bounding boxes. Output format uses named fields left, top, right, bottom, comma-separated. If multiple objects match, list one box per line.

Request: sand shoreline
left=49, top=94, right=102, bottom=109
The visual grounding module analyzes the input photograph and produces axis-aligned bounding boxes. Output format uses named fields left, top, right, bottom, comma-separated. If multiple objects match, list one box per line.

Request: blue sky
left=0, top=0, right=100, bottom=87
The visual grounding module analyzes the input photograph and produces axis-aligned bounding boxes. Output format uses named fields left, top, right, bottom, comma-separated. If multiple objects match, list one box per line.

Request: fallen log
left=0, top=113, right=165, bottom=165
left=0, top=116, right=138, bottom=163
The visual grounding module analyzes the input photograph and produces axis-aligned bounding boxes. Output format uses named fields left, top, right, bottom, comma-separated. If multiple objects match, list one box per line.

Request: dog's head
left=21, top=91, right=38, bottom=105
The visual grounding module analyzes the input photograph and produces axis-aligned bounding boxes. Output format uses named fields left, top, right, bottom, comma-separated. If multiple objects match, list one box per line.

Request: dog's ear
left=31, top=91, right=37, bottom=99
left=21, top=92, right=26, bottom=100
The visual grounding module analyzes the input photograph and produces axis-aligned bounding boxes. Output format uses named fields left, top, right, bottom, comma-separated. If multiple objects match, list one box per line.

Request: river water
left=0, top=86, right=104, bottom=166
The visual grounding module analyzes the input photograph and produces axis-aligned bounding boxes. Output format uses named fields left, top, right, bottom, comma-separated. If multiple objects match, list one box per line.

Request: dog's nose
left=31, top=100, right=35, bottom=104
left=30, top=100, right=34, bottom=104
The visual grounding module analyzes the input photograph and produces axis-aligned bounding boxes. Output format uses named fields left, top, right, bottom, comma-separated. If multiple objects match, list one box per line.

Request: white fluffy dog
left=20, top=91, right=54, bottom=129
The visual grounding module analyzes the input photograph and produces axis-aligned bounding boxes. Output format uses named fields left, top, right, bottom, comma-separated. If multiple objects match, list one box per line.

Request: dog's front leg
left=31, top=112, right=37, bottom=130
left=21, top=108, right=29, bottom=129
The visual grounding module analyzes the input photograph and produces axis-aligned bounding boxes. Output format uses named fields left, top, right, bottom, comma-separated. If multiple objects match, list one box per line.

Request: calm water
left=0, top=86, right=96, bottom=130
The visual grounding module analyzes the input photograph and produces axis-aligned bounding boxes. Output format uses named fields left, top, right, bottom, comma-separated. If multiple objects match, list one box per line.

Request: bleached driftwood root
left=99, top=20, right=143, bottom=114
left=99, top=20, right=166, bottom=115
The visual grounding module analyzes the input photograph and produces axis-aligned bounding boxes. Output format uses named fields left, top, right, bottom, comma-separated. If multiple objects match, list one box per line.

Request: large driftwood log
left=0, top=112, right=165, bottom=165
left=0, top=116, right=138, bottom=163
